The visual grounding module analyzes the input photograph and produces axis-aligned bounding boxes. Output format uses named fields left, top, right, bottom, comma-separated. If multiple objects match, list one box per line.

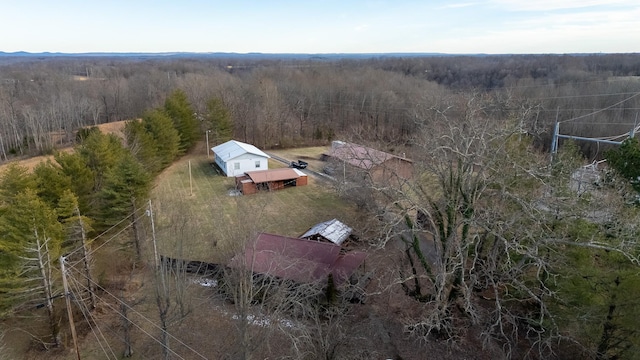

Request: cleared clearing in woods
left=151, top=146, right=358, bottom=264
left=0, top=120, right=129, bottom=174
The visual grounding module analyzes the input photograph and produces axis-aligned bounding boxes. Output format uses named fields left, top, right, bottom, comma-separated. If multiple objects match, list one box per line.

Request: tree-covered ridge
left=1, top=54, right=638, bottom=160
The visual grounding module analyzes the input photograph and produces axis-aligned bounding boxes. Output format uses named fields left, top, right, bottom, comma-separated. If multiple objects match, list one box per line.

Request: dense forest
left=1, top=53, right=640, bottom=359
left=1, top=53, right=639, bottom=158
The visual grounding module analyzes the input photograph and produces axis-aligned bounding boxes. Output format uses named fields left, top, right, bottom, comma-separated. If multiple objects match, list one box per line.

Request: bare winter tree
left=356, top=94, right=640, bottom=357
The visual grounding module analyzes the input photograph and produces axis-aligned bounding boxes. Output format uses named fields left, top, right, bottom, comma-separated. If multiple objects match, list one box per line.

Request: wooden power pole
left=60, top=256, right=81, bottom=360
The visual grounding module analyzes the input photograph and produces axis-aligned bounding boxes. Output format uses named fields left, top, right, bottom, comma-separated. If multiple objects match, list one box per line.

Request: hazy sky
left=2, top=0, right=638, bottom=54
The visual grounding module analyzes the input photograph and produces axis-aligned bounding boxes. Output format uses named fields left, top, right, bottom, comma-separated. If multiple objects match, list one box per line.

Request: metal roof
left=326, top=141, right=410, bottom=170
left=212, top=140, right=270, bottom=162
left=301, top=219, right=352, bottom=245
left=244, top=168, right=304, bottom=183
left=228, top=233, right=366, bottom=285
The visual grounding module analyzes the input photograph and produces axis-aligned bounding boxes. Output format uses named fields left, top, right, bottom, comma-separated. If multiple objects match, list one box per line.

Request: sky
left=1, top=0, right=638, bottom=54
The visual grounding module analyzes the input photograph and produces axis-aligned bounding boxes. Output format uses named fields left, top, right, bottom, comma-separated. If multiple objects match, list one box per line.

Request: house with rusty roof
left=228, top=233, right=366, bottom=286
left=212, top=140, right=270, bottom=177
left=322, top=140, right=413, bottom=182
left=301, top=219, right=352, bottom=246
left=235, top=167, right=308, bottom=194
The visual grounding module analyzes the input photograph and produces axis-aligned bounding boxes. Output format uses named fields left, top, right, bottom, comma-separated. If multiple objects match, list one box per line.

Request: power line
left=558, top=92, right=640, bottom=124
left=64, top=205, right=147, bottom=261
left=66, top=267, right=117, bottom=359
left=504, top=77, right=640, bottom=91
left=68, top=269, right=208, bottom=360
left=66, top=207, right=149, bottom=270
left=529, top=91, right=640, bottom=100
left=67, top=274, right=189, bottom=360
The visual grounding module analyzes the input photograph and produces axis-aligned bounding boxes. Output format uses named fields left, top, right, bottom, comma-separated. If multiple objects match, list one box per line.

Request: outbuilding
left=322, top=140, right=413, bottom=183
left=301, top=219, right=353, bottom=246
left=235, top=168, right=308, bottom=195
left=212, top=140, right=270, bottom=177
left=228, top=233, right=366, bottom=285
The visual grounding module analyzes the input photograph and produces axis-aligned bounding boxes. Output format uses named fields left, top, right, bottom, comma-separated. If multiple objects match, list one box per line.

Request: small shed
left=228, top=233, right=366, bottom=285
left=235, top=168, right=307, bottom=195
left=301, top=219, right=353, bottom=246
left=212, top=140, right=270, bottom=177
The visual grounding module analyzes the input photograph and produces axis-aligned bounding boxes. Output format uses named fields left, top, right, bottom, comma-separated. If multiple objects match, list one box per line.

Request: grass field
left=151, top=146, right=356, bottom=264
left=0, top=120, right=129, bottom=174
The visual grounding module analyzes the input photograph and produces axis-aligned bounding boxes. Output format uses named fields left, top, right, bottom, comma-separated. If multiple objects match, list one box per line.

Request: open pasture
left=151, top=149, right=356, bottom=264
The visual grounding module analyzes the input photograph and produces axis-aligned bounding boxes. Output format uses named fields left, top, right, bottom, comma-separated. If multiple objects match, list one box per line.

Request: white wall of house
left=217, top=153, right=269, bottom=177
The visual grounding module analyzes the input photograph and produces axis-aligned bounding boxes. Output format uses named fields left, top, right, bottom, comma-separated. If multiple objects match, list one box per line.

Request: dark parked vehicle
left=290, top=160, right=308, bottom=169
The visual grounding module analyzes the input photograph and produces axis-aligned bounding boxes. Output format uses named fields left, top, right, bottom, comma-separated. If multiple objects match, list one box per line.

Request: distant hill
left=0, top=51, right=451, bottom=61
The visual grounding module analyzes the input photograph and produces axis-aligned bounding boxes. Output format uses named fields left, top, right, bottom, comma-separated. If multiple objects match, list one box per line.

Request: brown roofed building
left=323, top=141, right=413, bottom=183
left=228, top=233, right=366, bottom=285
left=235, top=168, right=307, bottom=195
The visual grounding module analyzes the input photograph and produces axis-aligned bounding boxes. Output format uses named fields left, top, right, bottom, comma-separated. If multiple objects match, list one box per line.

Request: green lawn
left=151, top=149, right=355, bottom=263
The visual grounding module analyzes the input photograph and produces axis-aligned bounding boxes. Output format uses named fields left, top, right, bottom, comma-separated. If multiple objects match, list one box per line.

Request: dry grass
left=151, top=147, right=357, bottom=264
left=0, top=120, right=129, bottom=174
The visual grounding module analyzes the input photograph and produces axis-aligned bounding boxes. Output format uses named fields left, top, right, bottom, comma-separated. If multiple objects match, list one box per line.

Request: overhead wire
left=68, top=267, right=208, bottom=360
left=65, top=207, right=150, bottom=270
left=66, top=272, right=189, bottom=360
left=65, top=261, right=118, bottom=359
left=63, top=205, right=148, bottom=261
left=557, top=91, right=640, bottom=124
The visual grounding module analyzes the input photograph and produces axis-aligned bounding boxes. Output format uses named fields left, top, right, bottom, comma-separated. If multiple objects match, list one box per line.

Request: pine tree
left=143, top=109, right=181, bottom=170
left=125, top=119, right=160, bottom=174
left=0, top=163, right=36, bottom=205
left=164, top=90, right=199, bottom=153
left=0, top=190, right=64, bottom=347
left=33, top=160, right=72, bottom=209
left=605, top=137, right=640, bottom=193
left=98, top=153, right=151, bottom=259
left=57, top=190, right=96, bottom=309
left=54, top=151, right=95, bottom=215
left=206, top=97, right=234, bottom=145
left=77, top=131, right=128, bottom=193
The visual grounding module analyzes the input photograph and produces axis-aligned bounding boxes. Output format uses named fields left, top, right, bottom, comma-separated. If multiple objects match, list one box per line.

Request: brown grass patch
left=0, top=120, right=129, bottom=174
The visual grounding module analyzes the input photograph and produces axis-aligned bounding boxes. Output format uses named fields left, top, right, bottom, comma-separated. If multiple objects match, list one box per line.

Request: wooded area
left=1, top=54, right=639, bottom=158
left=1, top=53, right=640, bottom=359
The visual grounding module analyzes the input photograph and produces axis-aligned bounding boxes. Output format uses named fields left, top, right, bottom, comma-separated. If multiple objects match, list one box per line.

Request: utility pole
left=550, top=111, right=638, bottom=161
left=75, top=206, right=95, bottom=310
left=206, top=130, right=211, bottom=159
left=189, top=160, right=193, bottom=196
left=147, top=200, right=159, bottom=269
left=60, top=256, right=81, bottom=360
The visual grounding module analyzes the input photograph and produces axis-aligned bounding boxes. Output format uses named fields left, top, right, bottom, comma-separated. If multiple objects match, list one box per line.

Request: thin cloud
left=439, top=2, right=479, bottom=9
left=503, top=6, right=640, bottom=29
left=492, top=0, right=635, bottom=11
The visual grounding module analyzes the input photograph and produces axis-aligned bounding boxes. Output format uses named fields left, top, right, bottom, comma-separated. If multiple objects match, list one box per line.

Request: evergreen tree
left=605, top=137, right=640, bottom=193
left=77, top=131, right=128, bottom=193
left=164, top=90, right=199, bottom=153
left=54, top=151, right=95, bottom=215
left=57, top=190, right=96, bottom=309
left=98, top=153, right=151, bottom=259
left=0, top=163, right=36, bottom=205
left=33, top=160, right=73, bottom=209
left=551, top=219, right=640, bottom=360
left=206, top=97, right=234, bottom=145
left=0, top=190, right=64, bottom=346
left=143, top=109, right=181, bottom=171
left=125, top=119, right=159, bottom=174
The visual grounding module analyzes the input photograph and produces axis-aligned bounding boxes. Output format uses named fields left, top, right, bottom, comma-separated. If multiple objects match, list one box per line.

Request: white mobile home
left=212, top=140, right=270, bottom=177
